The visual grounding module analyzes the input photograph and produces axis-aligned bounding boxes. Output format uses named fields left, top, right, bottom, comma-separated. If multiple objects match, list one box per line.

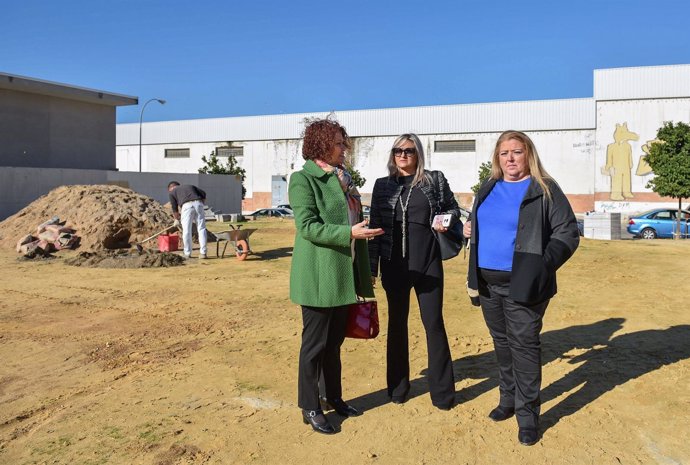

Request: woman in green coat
left=290, top=118, right=383, bottom=434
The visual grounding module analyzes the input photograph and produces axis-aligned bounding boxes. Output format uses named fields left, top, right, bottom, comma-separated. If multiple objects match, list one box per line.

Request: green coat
left=289, top=160, right=375, bottom=307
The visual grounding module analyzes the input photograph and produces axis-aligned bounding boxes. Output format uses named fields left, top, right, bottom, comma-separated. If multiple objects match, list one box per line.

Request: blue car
left=626, top=208, right=690, bottom=239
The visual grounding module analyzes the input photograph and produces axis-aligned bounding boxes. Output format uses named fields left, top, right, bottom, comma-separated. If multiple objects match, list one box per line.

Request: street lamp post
left=138, top=98, right=166, bottom=172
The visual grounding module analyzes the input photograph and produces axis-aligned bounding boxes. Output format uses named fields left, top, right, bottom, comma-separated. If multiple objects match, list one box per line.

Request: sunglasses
left=392, top=147, right=417, bottom=157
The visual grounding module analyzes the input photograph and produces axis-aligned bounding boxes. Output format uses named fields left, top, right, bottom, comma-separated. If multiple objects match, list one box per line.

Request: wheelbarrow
left=215, top=225, right=257, bottom=260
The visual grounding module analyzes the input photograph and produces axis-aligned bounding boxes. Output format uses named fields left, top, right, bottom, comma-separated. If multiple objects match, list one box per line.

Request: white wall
left=118, top=129, right=596, bottom=202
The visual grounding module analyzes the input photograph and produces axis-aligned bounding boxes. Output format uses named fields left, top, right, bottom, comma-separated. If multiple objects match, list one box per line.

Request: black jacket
left=169, top=184, right=206, bottom=213
left=467, top=177, right=580, bottom=305
left=368, top=170, right=461, bottom=277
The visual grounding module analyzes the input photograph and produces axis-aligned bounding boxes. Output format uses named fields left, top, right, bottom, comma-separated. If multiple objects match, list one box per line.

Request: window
left=217, top=147, right=244, bottom=158
left=165, top=148, right=190, bottom=158
left=652, top=211, right=673, bottom=219
left=434, top=140, right=476, bottom=153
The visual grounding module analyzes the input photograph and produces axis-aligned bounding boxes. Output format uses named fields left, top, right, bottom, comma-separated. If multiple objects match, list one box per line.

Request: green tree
left=199, top=146, right=247, bottom=199
left=347, top=163, right=366, bottom=189
left=645, top=121, right=690, bottom=239
left=471, top=161, right=493, bottom=194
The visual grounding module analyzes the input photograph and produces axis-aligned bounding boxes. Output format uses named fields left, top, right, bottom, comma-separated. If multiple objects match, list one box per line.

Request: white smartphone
left=432, top=214, right=452, bottom=228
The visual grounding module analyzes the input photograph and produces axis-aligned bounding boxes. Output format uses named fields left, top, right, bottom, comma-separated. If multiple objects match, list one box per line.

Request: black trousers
left=297, top=305, right=348, bottom=410
left=479, top=269, right=549, bottom=429
left=381, top=258, right=455, bottom=408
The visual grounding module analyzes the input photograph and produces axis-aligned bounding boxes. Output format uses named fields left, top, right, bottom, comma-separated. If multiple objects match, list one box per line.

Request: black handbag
left=429, top=170, right=464, bottom=260
left=435, top=221, right=464, bottom=260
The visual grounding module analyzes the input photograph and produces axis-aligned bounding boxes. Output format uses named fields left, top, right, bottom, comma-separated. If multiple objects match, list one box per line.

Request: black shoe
left=433, top=402, right=454, bottom=411
left=326, top=398, right=362, bottom=417
left=302, top=409, right=335, bottom=435
left=390, top=389, right=409, bottom=404
left=518, top=427, right=539, bottom=446
left=488, top=405, right=515, bottom=422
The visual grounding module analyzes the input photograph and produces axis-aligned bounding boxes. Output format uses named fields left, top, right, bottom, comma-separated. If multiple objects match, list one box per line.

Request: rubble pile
left=16, top=217, right=80, bottom=257
left=0, top=185, right=174, bottom=252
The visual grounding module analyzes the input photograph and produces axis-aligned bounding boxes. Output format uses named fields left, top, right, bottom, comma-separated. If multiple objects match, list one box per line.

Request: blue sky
left=4, top=0, right=690, bottom=124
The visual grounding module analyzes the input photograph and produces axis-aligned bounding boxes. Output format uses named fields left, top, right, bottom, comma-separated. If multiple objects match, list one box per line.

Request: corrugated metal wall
left=594, top=64, right=690, bottom=101
left=117, top=98, right=595, bottom=146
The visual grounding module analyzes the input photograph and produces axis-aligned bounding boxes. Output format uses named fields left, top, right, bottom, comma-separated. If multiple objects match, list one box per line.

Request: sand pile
left=0, top=185, right=175, bottom=252
left=65, top=250, right=185, bottom=268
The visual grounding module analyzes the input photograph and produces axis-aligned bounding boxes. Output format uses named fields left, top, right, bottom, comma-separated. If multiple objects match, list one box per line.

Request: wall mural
left=602, top=123, right=639, bottom=200
left=636, top=139, right=661, bottom=176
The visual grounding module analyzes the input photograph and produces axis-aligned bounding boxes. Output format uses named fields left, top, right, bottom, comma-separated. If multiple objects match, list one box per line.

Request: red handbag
left=345, top=299, right=379, bottom=339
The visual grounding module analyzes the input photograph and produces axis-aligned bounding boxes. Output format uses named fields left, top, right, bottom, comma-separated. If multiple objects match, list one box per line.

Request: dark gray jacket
left=467, top=177, right=579, bottom=305
left=368, top=170, right=461, bottom=277
left=169, top=184, right=206, bottom=213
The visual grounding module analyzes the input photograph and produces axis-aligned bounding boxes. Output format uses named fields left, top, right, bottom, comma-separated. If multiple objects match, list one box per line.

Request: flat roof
left=0, top=72, right=138, bottom=107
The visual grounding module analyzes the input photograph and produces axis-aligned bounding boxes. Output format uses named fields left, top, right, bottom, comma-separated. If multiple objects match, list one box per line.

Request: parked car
left=626, top=208, right=690, bottom=239
left=362, top=204, right=371, bottom=220
left=247, top=208, right=294, bottom=219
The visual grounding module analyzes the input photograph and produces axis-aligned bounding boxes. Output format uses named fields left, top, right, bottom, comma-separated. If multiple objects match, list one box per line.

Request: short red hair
left=301, top=119, right=351, bottom=161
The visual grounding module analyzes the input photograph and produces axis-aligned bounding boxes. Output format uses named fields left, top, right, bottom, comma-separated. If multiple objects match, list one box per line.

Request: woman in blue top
left=464, top=131, right=579, bottom=446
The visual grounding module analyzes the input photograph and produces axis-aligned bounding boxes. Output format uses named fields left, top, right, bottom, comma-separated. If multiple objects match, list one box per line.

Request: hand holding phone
left=432, top=214, right=452, bottom=229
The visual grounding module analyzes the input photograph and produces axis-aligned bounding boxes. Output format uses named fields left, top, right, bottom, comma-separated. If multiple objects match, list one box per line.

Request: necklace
left=399, top=183, right=414, bottom=258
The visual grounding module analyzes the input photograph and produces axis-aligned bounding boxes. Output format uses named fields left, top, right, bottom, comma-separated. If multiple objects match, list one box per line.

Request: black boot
left=302, top=409, right=335, bottom=434
left=488, top=405, right=515, bottom=422
left=518, top=427, right=539, bottom=446
left=325, top=398, right=362, bottom=417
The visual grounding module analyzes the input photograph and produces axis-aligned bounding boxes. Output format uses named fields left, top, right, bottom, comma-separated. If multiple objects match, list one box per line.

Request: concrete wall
left=108, top=171, right=243, bottom=215
left=117, top=140, right=274, bottom=211
left=0, top=167, right=242, bottom=221
left=0, top=88, right=116, bottom=170
left=118, top=128, right=597, bottom=212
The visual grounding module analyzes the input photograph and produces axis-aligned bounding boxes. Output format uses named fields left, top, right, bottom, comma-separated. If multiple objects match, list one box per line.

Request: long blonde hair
left=491, top=130, right=552, bottom=199
left=387, top=133, right=429, bottom=186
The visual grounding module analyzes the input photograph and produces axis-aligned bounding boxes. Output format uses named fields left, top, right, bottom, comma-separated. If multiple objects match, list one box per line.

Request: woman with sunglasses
left=368, top=133, right=461, bottom=410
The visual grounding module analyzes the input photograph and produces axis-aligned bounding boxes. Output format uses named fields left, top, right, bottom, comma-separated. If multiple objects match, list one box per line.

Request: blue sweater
left=477, top=178, right=531, bottom=271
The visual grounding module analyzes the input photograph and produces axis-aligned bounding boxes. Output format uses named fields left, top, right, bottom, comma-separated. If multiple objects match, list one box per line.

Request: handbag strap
left=431, top=171, right=442, bottom=210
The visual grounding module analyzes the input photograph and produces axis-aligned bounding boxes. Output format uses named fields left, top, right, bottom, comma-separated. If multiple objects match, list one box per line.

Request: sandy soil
left=0, top=220, right=688, bottom=465
left=64, top=250, right=186, bottom=269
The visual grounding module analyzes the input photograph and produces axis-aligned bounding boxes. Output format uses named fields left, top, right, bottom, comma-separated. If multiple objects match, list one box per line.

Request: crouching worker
left=168, top=181, right=208, bottom=259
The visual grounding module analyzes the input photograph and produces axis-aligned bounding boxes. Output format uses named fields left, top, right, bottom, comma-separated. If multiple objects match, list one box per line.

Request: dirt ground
left=0, top=219, right=688, bottom=465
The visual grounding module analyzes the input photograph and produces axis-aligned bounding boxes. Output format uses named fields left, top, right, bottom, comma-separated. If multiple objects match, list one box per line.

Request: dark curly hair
left=301, top=118, right=351, bottom=161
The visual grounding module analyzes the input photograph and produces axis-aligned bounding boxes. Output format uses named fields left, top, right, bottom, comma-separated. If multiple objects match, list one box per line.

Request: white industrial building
left=116, top=64, right=690, bottom=214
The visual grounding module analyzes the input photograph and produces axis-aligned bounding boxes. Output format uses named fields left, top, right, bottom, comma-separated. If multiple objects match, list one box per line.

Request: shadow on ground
left=336, top=318, right=690, bottom=433
left=209, top=246, right=293, bottom=261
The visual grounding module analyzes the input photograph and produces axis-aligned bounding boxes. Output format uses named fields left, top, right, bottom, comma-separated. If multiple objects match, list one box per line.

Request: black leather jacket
left=368, top=170, right=461, bottom=277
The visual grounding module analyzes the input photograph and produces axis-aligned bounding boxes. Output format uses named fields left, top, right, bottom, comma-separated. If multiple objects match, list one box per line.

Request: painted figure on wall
left=635, top=139, right=661, bottom=176
left=602, top=123, right=639, bottom=200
